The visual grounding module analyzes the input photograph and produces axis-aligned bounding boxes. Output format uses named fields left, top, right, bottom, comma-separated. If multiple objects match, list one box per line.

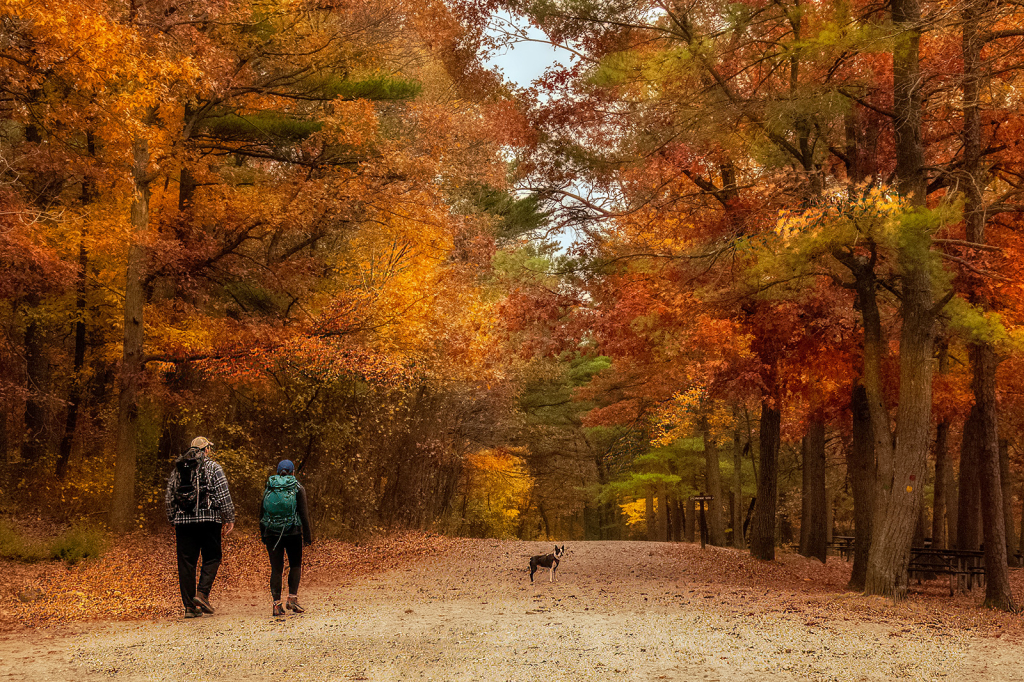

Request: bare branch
left=931, top=238, right=1003, bottom=252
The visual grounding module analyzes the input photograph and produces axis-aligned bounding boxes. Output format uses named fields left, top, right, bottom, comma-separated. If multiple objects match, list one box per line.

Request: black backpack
left=172, top=448, right=211, bottom=513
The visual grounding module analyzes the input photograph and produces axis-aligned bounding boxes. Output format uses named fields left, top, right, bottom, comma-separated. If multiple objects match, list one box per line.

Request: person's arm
left=165, top=470, right=178, bottom=523
left=297, top=484, right=313, bottom=545
left=256, top=490, right=268, bottom=540
left=207, top=461, right=236, bottom=527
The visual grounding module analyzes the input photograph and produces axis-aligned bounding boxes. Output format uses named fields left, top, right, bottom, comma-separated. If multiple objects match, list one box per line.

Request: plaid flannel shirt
left=165, top=456, right=236, bottom=525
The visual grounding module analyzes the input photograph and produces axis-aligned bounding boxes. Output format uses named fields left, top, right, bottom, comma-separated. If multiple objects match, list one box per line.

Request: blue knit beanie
left=277, top=459, right=294, bottom=474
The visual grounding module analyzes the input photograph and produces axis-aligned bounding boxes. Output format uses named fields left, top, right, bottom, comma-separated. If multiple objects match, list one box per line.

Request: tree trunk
left=948, top=470, right=960, bottom=548
left=684, top=496, right=695, bottom=542
left=702, top=418, right=725, bottom=546
left=931, top=342, right=951, bottom=549
left=56, top=240, right=89, bottom=479
left=970, top=344, right=1016, bottom=610
left=958, top=405, right=983, bottom=551
left=109, top=134, right=152, bottom=533
left=58, top=134, right=95, bottom=478
left=914, top=503, right=928, bottom=546
left=1019, top=479, right=1024, bottom=566
left=960, top=0, right=1017, bottom=611
left=645, top=492, right=656, bottom=541
left=670, top=494, right=682, bottom=542
left=799, top=419, right=828, bottom=563
left=999, top=440, right=1018, bottom=567
left=733, top=415, right=746, bottom=549
left=750, top=399, right=781, bottom=560
left=20, top=308, right=47, bottom=464
left=847, top=248, right=903, bottom=595
left=863, top=0, right=940, bottom=600
left=891, top=0, right=926, bottom=202
left=863, top=277, right=935, bottom=600
left=657, top=484, right=669, bottom=541
left=593, top=442, right=617, bottom=540
left=932, top=420, right=950, bottom=549
left=848, top=384, right=875, bottom=590
left=844, top=111, right=865, bottom=185
left=664, top=491, right=674, bottom=542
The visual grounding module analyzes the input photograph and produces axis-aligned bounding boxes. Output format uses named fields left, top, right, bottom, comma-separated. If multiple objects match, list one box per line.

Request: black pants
left=175, top=522, right=223, bottom=608
left=265, top=534, right=303, bottom=601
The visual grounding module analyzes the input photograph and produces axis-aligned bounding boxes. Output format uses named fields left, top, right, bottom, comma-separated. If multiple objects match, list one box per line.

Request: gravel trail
left=0, top=540, right=1020, bottom=681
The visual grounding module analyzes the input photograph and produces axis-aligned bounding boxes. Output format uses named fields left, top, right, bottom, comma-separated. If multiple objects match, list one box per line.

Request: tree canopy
left=4, top=0, right=1024, bottom=612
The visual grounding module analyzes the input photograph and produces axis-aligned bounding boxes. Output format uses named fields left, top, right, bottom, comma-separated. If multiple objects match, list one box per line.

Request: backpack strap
left=272, top=522, right=287, bottom=550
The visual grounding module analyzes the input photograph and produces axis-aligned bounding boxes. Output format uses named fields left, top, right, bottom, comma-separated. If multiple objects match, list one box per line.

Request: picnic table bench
left=908, top=547, right=986, bottom=595
left=827, top=536, right=855, bottom=561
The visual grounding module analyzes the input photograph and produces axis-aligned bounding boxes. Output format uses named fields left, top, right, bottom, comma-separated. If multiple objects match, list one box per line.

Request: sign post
left=691, top=494, right=714, bottom=549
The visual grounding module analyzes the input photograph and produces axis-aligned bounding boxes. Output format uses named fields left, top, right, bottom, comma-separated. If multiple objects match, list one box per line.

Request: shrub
left=49, top=524, right=106, bottom=564
left=0, top=520, right=50, bottom=563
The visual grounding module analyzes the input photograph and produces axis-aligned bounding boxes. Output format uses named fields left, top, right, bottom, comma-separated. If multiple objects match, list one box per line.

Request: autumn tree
left=0, top=0, right=537, bottom=537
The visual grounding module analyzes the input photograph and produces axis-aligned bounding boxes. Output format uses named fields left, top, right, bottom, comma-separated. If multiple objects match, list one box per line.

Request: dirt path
left=0, top=540, right=1021, bottom=681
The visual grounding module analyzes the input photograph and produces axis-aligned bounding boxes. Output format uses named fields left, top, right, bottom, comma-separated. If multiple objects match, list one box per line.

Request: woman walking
left=259, top=459, right=313, bottom=616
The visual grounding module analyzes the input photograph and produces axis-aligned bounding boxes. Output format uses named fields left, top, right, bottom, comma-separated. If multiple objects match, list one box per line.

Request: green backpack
left=261, top=475, right=300, bottom=545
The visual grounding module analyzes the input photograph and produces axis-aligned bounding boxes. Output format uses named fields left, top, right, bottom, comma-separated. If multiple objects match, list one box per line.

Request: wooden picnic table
left=828, top=536, right=855, bottom=561
left=908, top=547, right=985, bottom=595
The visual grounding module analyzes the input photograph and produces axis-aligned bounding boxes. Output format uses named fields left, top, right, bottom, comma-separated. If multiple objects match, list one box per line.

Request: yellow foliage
left=651, top=389, right=736, bottom=448
left=460, top=449, right=534, bottom=538
left=775, top=185, right=907, bottom=244
left=619, top=498, right=648, bottom=527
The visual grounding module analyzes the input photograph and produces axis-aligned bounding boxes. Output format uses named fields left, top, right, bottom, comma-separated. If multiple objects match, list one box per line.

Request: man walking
left=165, top=436, right=235, bottom=618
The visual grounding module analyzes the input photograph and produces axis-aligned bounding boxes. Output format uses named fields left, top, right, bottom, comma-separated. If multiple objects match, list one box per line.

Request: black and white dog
left=529, top=545, right=565, bottom=583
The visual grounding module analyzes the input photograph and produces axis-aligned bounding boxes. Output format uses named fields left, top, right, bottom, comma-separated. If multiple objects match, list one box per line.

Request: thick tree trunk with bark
left=848, top=384, right=875, bottom=590
left=970, top=344, right=1017, bottom=610
left=958, top=406, right=983, bottom=551
left=109, top=135, right=152, bottom=533
left=891, top=0, right=926, bottom=203
left=863, top=266, right=936, bottom=599
left=750, top=399, right=781, bottom=560
left=960, top=0, right=1017, bottom=611
left=799, top=419, right=827, bottom=562
left=861, top=0, right=944, bottom=601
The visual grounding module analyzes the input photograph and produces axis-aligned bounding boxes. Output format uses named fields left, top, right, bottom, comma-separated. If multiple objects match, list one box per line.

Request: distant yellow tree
left=459, top=449, right=534, bottom=538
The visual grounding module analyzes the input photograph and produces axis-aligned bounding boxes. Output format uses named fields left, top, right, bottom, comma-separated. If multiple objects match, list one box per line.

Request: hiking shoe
left=286, top=597, right=305, bottom=613
left=184, top=606, right=203, bottom=619
left=272, top=602, right=286, bottom=617
left=192, top=593, right=215, bottom=614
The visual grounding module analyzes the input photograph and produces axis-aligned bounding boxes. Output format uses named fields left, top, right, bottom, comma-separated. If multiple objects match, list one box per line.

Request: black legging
left=265, top=534, right=303, bottom=600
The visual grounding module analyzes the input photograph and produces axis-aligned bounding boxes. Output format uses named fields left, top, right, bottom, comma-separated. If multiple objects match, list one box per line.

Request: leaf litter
left=1, top=536, right=1022, bottom=681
